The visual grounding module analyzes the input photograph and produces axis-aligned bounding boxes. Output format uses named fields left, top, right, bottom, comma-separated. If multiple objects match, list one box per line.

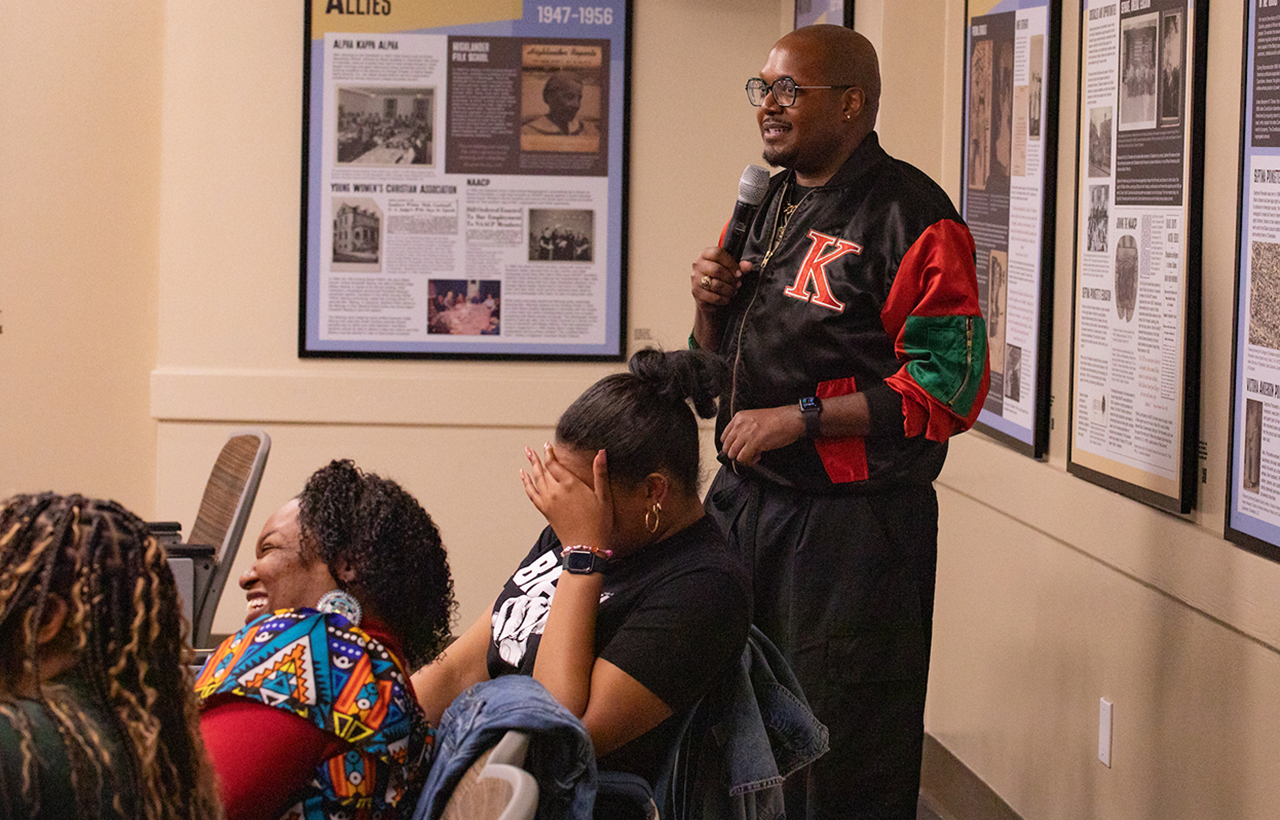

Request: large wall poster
left=300, top=1, right=630, bottom=360
left=962, top=0, right=1061, bottom=458
left=1067, top=0, right=1205, bottom=514
left=1227, top=0, right=1280, bottom=561
left=794, top=0, right=854, bottom=29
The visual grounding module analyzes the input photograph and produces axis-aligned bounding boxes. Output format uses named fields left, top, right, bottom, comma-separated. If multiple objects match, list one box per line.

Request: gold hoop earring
left=645, top=502, right=662, bottom=534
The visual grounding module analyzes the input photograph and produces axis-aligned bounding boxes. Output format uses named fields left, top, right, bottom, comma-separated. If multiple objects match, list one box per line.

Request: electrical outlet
left=1098, top=698, right=1113, bottom=767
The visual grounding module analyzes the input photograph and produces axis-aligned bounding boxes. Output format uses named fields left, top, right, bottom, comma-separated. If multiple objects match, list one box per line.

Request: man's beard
left=761, top=144, right=796, bottom=169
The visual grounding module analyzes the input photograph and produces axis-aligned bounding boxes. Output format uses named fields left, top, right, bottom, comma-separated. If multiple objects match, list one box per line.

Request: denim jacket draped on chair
left=412, top=675, right=597, bottom=820
left=669, top=625, right=829, bottom=820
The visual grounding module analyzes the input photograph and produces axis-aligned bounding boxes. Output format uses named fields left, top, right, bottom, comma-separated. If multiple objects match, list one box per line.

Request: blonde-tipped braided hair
left=0, top=493, right=222, bottom=820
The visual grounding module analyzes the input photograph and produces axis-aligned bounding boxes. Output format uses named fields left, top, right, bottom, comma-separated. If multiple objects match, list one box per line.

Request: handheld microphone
left=721, top=165, right=771, bottom=261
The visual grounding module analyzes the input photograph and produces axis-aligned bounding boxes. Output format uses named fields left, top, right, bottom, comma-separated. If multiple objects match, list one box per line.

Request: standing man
left=690, top=25, right=989, bottom=820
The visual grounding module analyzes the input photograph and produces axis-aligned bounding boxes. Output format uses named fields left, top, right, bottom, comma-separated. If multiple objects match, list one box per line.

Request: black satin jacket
left=714, top=132, right=984, bottom=494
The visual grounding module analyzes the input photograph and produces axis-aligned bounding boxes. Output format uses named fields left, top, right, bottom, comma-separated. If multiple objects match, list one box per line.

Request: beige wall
left=0, top=3, right=162, bottom=512
left=9, top=0, right=1280, bottom=817
left=151, top=0, right=785, bottom=635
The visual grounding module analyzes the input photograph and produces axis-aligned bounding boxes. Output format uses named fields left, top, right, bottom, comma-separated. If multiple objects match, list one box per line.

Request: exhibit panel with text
left=1067, top=0, right=1204, bottom=514
left=1227, top=0, right=1280, bottom=560
left=300, top=1, right=630, bottom=359
left=963, top=0, right=1061, bottom=458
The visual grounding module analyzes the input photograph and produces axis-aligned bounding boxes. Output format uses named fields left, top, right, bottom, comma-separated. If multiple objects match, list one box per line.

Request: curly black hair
left=296, top=461, right=455, bottom=668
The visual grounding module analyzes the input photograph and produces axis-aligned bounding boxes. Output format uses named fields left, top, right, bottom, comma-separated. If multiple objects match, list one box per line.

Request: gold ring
left=700, top=275, right=713, bottom=290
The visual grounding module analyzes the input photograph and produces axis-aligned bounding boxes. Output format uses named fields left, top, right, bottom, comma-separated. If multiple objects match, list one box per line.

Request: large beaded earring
left=316, top=589, right=362, bottom=626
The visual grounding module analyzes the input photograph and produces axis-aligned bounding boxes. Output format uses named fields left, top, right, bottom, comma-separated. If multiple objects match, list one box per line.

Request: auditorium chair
left=151, top=429, right=270, bottom=649
left=440, top=730, right=538, bottom=820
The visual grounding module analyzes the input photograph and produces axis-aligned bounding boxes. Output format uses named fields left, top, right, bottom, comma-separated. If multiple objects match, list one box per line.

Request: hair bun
left=628, top=348, right=726, bottom=419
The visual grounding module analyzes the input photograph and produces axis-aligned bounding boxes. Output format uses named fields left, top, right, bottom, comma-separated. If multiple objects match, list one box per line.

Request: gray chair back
left=188, top=429, right=270, bottom=647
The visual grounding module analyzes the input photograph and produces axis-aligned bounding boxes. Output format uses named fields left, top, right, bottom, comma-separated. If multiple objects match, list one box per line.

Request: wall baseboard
left=921, top=734, right=1022, bottom=820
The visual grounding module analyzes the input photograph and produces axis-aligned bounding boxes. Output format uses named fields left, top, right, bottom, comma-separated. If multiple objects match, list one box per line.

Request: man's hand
left=691, top=247, right=751, bottom=352
left=721, top=406, right=805, bottom=466
left=691, top=246, right=751, bottom=309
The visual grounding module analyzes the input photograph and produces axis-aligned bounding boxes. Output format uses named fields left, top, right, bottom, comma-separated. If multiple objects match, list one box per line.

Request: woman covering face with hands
left=413, top=349, right=750, bottom=790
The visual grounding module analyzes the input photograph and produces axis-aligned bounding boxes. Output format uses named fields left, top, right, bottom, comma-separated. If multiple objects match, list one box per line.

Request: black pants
left=705, top=468, right=937, bottom=820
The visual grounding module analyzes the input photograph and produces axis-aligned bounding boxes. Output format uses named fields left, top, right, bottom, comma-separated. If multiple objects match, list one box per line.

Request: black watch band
left=562, top=545, right=612, bottom=575
left=799, top=395, right=823, bottom=438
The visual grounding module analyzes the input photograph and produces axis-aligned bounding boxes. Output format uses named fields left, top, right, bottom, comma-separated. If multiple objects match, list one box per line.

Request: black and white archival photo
left=528, top=208, right=595, bottom=262
left=1087, top=184, right=1110, bottom=252
left=990, top=39, right=1014, bottom=187
left=331, top=198, right=382, bottom=271
left=1119, top=12, right=1159, bottom=131
left=337, top=87, right=435, bottom=166
left=1159, top=9, right=1185, bottom=127
left=987, top=248, right=1008, bottom=381
left=1115, top=234, right=1138, bottom=322
left=1244, top=398, right=1263, bottom=493
left=1005, top=344, right=1023, bottom=402
left=1028, top=34, right=1044, bottom=140
left=968, top=39, right=992, bottom=191
left=1088, top=106, right=1113, bottom=177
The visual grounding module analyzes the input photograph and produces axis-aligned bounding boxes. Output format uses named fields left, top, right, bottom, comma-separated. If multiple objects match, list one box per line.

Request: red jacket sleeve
left=880, top=219, right=990, bottom=442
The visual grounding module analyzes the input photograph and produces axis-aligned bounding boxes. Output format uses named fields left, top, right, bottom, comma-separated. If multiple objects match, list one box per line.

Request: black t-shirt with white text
left=486, top=515, right=750, bottom=782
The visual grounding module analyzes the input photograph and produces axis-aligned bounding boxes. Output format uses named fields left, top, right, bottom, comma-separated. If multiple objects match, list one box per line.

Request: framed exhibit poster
left=795, top=0, right=854, bottom=29
left=299, top=0, right=630, bottom=360
left=1226, top=0, right=1280, bottom=561
left=1067, top=0, right=1205, bottom=513
left=962, top=0, right=1061, bottom=458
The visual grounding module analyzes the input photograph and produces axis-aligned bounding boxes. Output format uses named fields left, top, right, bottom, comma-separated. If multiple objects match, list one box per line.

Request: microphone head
left=738, top=165, right=771, bottom=206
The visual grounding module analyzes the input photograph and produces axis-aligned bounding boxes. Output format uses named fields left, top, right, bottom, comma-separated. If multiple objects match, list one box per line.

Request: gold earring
left=645, top=502, right=662, bottom=534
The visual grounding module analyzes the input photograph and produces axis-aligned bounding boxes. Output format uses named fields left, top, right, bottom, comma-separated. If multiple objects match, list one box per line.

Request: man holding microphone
left=691, top=24, right=990, bottom=820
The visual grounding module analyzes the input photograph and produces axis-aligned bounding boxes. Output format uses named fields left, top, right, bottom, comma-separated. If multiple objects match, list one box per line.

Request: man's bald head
left=755, top=25, right=882, bottom=184
left=776, top=25, right=880, bottom=128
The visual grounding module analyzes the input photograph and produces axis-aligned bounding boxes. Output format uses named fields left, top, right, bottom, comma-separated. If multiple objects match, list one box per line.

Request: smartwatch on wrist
left=799, top=395, right=823, bottom=439
left=562, top=545, right=613, bottom=575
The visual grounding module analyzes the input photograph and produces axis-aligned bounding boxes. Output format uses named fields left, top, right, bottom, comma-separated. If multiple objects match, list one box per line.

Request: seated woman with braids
left=413, top=349, right=751, bottom=790
left=0, top=493, right=222, bottom=820
left=196, top=459, right=455, bottom=820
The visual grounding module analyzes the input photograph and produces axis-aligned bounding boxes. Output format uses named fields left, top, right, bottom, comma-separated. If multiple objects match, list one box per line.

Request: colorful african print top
left=195, top=609, right=430, bottom=820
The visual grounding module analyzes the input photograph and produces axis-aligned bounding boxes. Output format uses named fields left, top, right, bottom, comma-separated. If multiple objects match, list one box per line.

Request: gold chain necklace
left=761, top=180, right=810, bottom=269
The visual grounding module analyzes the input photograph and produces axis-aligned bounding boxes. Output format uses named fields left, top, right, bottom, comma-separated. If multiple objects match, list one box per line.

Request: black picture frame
left=298, top=1, right=631, bottom=361
left=960, top=0, right=1062, bottom=460
left=794, top=0, right=854, bottom=30
left=1225, top=0, right=1280, bottom=562
left=1066, top=0, right=1207, bottom=514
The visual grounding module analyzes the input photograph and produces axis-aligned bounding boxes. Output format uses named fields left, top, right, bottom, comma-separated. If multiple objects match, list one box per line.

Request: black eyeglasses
left=746, top=77, right=853, bottom=107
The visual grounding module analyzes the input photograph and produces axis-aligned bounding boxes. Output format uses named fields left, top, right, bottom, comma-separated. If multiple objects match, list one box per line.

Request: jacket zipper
left=730, top=179, right=819, bottom=419
left=729, top=181, right=790, bottom=421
